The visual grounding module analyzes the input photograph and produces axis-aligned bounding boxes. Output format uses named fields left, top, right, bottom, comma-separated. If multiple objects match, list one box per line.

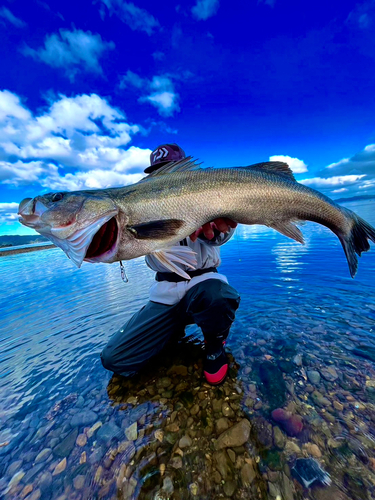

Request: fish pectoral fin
left=269, top=221, right=305, bottom=244
left=152, top=246, right=198, bottom=280
left=128, top=219, right=185, bottom=240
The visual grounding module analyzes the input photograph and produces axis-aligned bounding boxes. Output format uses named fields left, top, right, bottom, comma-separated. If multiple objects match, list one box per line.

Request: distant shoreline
left=0, top=244, right=56, bottom=256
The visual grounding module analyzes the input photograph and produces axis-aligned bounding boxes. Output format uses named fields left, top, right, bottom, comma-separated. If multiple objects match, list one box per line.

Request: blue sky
left=1, top=0, right=375, bottom=235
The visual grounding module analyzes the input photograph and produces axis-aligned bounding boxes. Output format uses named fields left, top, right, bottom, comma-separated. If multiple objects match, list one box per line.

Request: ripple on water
left=0, top=200, right=374, bottom=498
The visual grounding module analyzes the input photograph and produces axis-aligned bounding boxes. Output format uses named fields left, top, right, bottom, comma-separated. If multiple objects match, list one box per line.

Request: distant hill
left=0, top=234, right=49, bottom=248
left=334, top=194, right=375, bottom=203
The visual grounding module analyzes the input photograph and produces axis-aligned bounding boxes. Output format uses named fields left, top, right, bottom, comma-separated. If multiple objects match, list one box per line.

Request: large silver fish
left=18, top=158, right=375, bottom=279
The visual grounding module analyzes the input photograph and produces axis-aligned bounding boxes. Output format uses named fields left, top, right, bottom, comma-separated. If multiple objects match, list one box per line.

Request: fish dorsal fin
left=147, top=156, right=203, bottom=177
left=242, top=161, right=296, bottom=181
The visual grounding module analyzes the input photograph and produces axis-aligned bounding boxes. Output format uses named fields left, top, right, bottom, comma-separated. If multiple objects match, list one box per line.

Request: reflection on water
left=0, top=200, right=375, bottom=499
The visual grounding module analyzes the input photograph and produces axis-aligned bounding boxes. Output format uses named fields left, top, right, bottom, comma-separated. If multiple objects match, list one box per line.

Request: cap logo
left=153, top=147, right=169, bottom=162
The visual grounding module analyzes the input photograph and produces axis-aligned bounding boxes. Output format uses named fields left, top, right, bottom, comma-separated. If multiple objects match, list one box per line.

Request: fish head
left=18, top=191, right=120, bottom=267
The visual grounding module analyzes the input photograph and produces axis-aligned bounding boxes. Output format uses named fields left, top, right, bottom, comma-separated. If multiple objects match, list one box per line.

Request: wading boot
left=203, top=341, right=228, bottom=385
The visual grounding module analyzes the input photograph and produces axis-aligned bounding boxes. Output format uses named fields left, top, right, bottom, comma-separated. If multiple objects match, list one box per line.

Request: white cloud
left=0, top=90, right=151, bottom=191
left=99, top=0, right=159, bottom=35
left=331, top=188, right=348, bottom=194
left=0, top=160, right=59, bottom=185
left=300, top=174, right=366, bottom=188
left=120, top=73, right=180, bottom=117
left=0, top=7, right=26, bottom=28
left=22, top=29, right=115, bottom=80
left=317, top=143, right=375, bottom=179
left=269, top=155, right=308, bottom=173
left=0, top=202, right=19, bottom=222
left=192, top=0, right=219, bottom=20
left=0, top=90, right=31, bottom=121
left=38, top=167, right=145, bottom=191
left=119, top=70, right=146, bottom=89
left=299, top=143, right=375, bottom=199
left=142, top=92, right=180, bottom=117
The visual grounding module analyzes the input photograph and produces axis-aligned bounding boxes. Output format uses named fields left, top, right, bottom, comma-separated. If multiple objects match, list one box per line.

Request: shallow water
left=1, top=200, right=375, bottom=499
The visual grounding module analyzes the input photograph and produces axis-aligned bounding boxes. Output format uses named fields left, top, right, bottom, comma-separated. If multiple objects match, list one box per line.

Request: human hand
left=189, top=218, right=237, bottom=242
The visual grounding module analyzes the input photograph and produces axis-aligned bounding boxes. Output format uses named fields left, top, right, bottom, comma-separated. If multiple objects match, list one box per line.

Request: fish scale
left=18, top=160, right=375, bottom=279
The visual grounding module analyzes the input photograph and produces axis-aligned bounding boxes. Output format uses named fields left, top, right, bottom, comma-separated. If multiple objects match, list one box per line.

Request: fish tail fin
left=338, top=209, right=375, bottom=278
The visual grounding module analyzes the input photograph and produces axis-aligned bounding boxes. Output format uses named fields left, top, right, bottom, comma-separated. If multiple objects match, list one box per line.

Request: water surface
left=1, top=200, right=375, bottom=499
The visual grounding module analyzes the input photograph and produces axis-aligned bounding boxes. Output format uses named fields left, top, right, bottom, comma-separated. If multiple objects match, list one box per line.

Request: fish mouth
left=84, top=217, right=118, bottom=261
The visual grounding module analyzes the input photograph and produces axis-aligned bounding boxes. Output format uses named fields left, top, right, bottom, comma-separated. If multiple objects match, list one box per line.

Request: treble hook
left=119, top=261, right=129, bottom=283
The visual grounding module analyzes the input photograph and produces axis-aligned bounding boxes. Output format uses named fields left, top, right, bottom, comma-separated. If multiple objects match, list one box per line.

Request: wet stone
left=307, top=370, right=321, bottom=385
left=258, top=361, right=287, bottom=410
left=96, top=421, right=122, bottom=443
left=20, top=484, right=33, bottom=498
left=222, top=402, right=235, bottom=418
left=165, top=432, right=178, bottom=445
left=216, top=417, right=230, bottom=435
left=35, top=448, right=52, bottom=463
left=273, top=426, right=286, bottom=449
left=241, top=461, right=256, bottom=486
left=52, top=458, right=66, bottom=476
left=23, top=463, right=44, bottom=483
left=293, top=354, right=303, bottom=366
left=285, top=441, right=301, bottom=455
left=70, top=410, right=97, bottom=428
left=190, top=404, right=200, bottom=415
left=215, top=419, right=251, bottom=449
left=212, top=398, right=223, bottom=412
left=125, top=422, right=137, bottom=441
left=263, top=450, right=283, bottom=471
left=277, top=360, right=295, bottom=374
left=76, top=433, right=87, bottom=446
left=305, top=443, right=322, bottom=458
left=7, top=470, right=25, bottom=489
left=213, top=450, right=233, bottom=481
left=27, top=489, right=41, bottom=500
left=157, top=377, right=172, bottom=388
left=167, top=365, right=188, bottom=376
left=268, top=481, right=281, bottom=498
left=38, top=471, right=53, bottom=492
left=333, top=400, right=344, bottom=411
left=281, top=472, right=295, bottom=500
left=89, top=446, right=105, bottom=465
left=179, top=435, right=192, bottom=448
left=353, top=346, right=375, bottom=363
left=53, top=429, right=78, bottom=458
left=170, top=456, right=183, bottom=469
left=87, top=421, right=102, bottom=438
left=321, top=366, right=339, bottom=382
left=7, top=460, right=23, bottom=476
left=74, top=475, right=85, bottom=490
left=311, top=391, right=331, bottom=407
left=227, top=449, right=236, bottom=463
left=223, top=480, right=237, bottom=496
left=251, top=417, right=273, bottom=448
left=162, top=476, right=174, bottom=494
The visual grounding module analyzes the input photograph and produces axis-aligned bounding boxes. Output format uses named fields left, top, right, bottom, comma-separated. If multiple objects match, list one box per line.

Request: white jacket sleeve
left=145, top=228, right=235, bottom=273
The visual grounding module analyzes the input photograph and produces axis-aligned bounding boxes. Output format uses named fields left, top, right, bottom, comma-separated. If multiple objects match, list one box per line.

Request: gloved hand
left=189, top=218, right=237, bottom=242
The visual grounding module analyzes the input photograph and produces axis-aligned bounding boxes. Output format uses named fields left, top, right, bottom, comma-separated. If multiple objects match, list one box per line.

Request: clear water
left=1, top=200, right=375, bottom=500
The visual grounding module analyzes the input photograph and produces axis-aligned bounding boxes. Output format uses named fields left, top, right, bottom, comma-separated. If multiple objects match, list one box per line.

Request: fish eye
left=52, top=192, right=64, bottom=202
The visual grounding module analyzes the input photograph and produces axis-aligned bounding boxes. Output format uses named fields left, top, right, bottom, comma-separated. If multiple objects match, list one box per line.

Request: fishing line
left=235, top=226, right=242, bottom=262
left=119, top=261, right=129, bottom=283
